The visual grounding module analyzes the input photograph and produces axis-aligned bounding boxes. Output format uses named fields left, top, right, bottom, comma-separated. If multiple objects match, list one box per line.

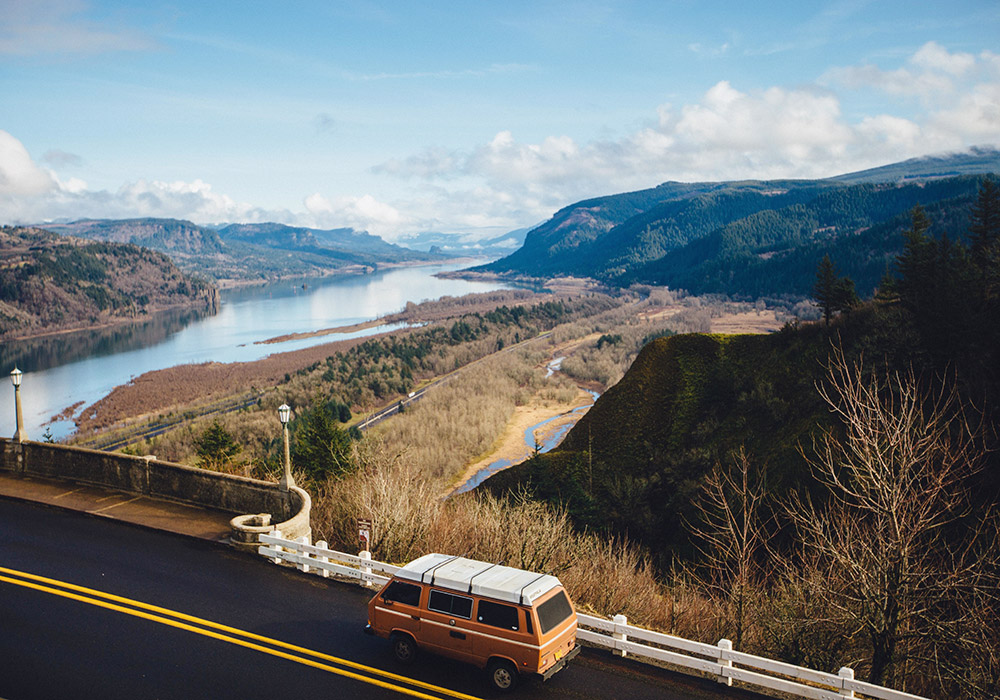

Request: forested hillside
left=485, top=181, right=1000, bottom=698
left=478, top=149, right=1000, bottom=300
left=624, top=176, right=981, bottom=296
left=43, top=218, right=225, bottom=255
left=217, top=222, right=431, bottom=263
left=0, top=226, right=218, bottom=340
left=41, top=218, right=442, bottom=286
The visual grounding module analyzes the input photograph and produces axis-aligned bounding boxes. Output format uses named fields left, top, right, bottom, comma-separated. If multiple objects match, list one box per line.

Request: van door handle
left=450, top=630, right=466, bottom=640
left=411, top=615, right=420, bottom=621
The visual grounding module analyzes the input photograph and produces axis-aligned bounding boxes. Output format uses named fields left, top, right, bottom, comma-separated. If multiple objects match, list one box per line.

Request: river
left=0, top=262, right=514, bottom=441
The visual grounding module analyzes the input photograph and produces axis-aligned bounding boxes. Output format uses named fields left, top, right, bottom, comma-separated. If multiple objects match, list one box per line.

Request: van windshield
left=536, top=590, right=573, bottom=634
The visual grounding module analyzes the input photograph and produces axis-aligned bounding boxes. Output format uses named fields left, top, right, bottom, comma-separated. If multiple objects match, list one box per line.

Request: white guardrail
left=258, top=532, right=929, bottom=700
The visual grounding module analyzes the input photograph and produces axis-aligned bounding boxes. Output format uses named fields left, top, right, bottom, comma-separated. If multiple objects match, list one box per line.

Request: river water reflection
left=0, top=262, right=512, bottom=440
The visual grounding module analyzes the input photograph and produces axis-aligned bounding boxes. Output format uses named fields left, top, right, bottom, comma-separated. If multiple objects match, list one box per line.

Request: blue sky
left=2, top=1, right=999, bottom=240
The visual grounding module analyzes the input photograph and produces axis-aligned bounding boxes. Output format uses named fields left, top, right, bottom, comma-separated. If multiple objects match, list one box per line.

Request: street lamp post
left=11, top=368, right=27, bottom=443
left=278, top=403, right=294, bottom=491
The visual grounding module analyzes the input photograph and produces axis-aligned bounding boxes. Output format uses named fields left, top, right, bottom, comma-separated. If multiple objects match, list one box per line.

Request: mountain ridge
left=37, top=217, right=443, bottom=286
left=475, top=147, right=1000, bottom=299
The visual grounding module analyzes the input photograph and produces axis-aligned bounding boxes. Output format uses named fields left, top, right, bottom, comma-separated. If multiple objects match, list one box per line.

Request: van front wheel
left=488, top=659, right=519, bottom=692
left=391, top=633, right=417, bottom=665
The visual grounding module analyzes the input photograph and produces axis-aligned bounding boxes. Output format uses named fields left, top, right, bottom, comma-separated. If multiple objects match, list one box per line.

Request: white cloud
left=911, top=41, right=975, bottom=77
left=372, top=42, right=999, bottom=233
left=0, top=0, right=155, bottom=56
left=822, top=41, right=992, bottom=100
left=303, top=192, right=406, bottom=237
left=0, top=130, right=58, bottom=196
left=41, top=149, right=84, bottom=168
left=0, top=131, right=292, bottom=226
left=930, top=82, right=1000, bottom=140
left=3, top=42, right=998, bottom=241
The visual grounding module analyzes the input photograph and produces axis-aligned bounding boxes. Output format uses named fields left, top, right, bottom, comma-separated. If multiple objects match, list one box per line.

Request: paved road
left=0, top=499, right=763, bottom=700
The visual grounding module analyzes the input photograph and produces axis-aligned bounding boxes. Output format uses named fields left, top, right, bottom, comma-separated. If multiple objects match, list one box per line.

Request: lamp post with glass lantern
left=278, top=403, right=294, bottom=491
left=11, top=368, right=27, bottom=443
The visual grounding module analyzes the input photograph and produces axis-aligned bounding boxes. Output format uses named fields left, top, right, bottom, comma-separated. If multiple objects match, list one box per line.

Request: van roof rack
left=395, top=553, right=562, bottom=605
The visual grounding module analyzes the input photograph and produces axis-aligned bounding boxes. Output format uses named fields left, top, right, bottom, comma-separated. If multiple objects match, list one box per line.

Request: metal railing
left=257, top=533, right=929, bottom=700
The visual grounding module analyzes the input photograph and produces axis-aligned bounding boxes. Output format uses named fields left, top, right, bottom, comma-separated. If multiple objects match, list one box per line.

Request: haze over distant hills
left=475, top=148, right=1000, bottom=299
left=396, top=228, right=532, bottom=258
left=40, top=219, right=443, bottom=286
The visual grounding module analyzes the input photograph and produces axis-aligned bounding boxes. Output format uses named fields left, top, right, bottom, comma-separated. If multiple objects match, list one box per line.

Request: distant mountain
left=829, top=146, right=1000, bottom=184
left=43, top=218, right=224, bottom=256
left=36, top=218, right=443, bottom=286
left=217, top=223, right=430, bottom=263
left=397, top=228, right=531, bottom=258
left=0, top=226, right=218, bottom=341
left=476, top=147, right=1000, bottom=299
left=622, top=176, right=982, bottom=298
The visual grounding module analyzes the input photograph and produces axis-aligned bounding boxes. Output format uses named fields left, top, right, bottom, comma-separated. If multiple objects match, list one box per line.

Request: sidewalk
left=0, top=471, right=235, bottom=543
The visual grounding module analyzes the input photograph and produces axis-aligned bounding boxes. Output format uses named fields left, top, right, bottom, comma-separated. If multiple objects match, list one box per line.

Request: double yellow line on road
left=0, top=565, right=482, bottom=700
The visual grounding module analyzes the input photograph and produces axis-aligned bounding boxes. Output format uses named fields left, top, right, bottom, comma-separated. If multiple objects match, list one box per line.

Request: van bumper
left=541, top=644, right=581, bottom=681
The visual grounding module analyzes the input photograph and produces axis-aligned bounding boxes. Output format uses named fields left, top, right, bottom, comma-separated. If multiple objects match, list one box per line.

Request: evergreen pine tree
left=814, top=254, right=858, bottom=325
left=896, top=205, right=936, bottom=314
left=194, top=420, right=242, bottom=470
left=814, top=254, right=838, bottom=325
left=969, top=178, right=1000, bottom=300
left=291, top=403, right=354, bottom=480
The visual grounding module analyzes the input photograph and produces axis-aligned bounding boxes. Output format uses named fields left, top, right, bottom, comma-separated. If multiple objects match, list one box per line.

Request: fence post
left=612, top=614, right=628, bottom=657
left=271, top=529, right=283, bottom=565
left=717, top=639, right=733, bottom=686
left=316, top=541, right=330, bottom=578
left=838, top=667, right=855, bottom=699
left=297, top=536, right=310, bottom=573
left=360, top=549, right=373, bottom=586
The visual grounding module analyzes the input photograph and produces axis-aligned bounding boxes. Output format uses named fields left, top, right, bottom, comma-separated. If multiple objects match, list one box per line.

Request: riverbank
left=446, top=384, right=596, bottom=497
left=70, top=328, right=408, bottom=436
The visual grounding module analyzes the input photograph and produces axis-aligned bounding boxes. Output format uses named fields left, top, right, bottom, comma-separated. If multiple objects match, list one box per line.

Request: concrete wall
left=0, top=438, right=310, bottom=543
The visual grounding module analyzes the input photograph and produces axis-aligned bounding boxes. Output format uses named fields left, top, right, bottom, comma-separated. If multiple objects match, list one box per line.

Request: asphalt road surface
left=0, top=498, right=762, bottom=700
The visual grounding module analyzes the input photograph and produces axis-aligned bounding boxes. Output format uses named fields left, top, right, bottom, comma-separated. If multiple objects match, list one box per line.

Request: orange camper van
left=366, top=553, right=579, bottom=691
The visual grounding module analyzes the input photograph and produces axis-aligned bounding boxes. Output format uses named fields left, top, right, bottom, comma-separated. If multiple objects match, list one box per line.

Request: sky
left=1, top=1, right=999, bottom=241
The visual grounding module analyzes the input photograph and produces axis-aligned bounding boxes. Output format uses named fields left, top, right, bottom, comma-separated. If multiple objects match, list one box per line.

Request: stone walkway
left=0, top=471, right=234, bottom=543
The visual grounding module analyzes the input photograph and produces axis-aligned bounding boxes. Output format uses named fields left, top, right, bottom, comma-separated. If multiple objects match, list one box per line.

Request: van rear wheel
left=488, top=659, right=519, bottom=692
left=391, top=633, right=417, bottom=665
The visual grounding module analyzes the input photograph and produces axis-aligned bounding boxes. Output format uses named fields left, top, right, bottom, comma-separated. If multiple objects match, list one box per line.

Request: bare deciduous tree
left=787, top=346, right=993, bottom=693
left=687, top=446, right=771, bottom=649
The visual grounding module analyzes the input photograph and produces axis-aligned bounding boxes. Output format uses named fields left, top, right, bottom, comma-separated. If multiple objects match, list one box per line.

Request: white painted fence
left=257, top=533, right=930, bottom=700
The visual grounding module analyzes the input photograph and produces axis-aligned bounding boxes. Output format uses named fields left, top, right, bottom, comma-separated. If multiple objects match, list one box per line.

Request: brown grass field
left=72, top=329, right=408, bottom=435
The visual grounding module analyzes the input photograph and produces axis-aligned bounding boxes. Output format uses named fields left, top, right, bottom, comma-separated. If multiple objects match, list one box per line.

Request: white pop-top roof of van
left=394, top=553, right=563, bottom=606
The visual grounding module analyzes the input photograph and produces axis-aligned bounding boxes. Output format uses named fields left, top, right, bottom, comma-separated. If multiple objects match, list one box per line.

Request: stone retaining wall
left=0, top=438, right=310, bottom=545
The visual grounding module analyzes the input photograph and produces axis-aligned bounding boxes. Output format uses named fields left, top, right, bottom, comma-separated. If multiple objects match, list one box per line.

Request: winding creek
left=453, top=357, right=600, bottom=494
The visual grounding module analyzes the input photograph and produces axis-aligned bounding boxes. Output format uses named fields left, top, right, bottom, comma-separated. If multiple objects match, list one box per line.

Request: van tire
left=391, top=633, right=417, bottom=665
left=488, top=659, right=519, bottom=692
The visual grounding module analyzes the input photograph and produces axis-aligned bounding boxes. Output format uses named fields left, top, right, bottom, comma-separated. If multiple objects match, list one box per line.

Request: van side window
left=428, top=590, right=473, bottom=619
left=477, top=600, right=519, bottom=631
left=382, top=580, right=421, bottom=607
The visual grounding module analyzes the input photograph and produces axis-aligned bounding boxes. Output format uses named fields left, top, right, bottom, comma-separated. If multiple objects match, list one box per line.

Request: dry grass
left=309, top=440, right=696, bottom=633
left=73, top=331, right=403, bottom=435
left=369, top=347, right=578, bottom=486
